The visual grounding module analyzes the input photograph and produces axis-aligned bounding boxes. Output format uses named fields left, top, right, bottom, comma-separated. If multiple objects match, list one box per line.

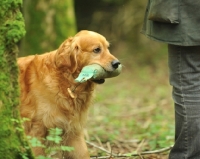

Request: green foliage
left=36, top=156, right=52, bottom=159
left=28, top=128, right=74, bottom=159
left=0, top=0, right=25, bottom=45
left=0, top=0, right=33, bottom=158
left=46, top=128, right=63, bottom=144
left=28, top=137, right=45, bottom=148
left=60, top=146, right=74, bottom=152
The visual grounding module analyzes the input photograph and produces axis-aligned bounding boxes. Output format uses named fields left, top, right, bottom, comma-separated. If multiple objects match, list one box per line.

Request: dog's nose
left=111, top=60, right=121, bottom=69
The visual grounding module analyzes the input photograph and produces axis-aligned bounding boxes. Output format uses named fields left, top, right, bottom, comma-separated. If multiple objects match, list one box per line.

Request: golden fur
left=18, top=30, right=120, bottom=159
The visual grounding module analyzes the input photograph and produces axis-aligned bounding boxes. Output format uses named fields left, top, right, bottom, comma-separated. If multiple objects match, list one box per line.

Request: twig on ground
left=95, top=135, right=104, bottom=148
left=86, top=140, right=117, bottom=156
left=135, top=139, right=145, bottom=158
left=117, top=139, right=140, bottom=143
left=138, top=154, right=145, bottom=159
left=135, top=139, right=145, bottom=153
left=106, top=142, right=111, bottom=152
left=139, top=146, right=172, bottom=155
left=87, top=140, right=172, bottom=159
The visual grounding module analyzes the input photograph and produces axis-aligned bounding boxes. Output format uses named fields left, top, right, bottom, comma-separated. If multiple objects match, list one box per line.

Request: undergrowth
left=28, top=128, right=74, bottom=159
left=87, top=44, right=174, bottom=158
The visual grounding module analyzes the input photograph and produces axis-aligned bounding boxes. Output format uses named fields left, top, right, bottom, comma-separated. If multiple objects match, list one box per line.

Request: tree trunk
left=0, top=1, right=34, bottom=159
left=20, top=0, right=77, bottom=56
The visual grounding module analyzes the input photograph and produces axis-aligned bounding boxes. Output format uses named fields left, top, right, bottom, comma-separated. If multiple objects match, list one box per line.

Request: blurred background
left=20, top=0, right=174, bottom=158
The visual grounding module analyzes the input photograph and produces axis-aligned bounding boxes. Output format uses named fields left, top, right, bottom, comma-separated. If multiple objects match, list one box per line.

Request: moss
left=0, top=0, right=34, bottom=158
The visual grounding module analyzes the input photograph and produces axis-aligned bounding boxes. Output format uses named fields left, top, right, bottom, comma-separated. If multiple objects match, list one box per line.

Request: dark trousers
left=168, top=44, right=200, bottom=159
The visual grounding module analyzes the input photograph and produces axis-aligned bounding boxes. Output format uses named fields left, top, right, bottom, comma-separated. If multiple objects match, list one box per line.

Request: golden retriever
left=18, top=30, right=120, bottom=159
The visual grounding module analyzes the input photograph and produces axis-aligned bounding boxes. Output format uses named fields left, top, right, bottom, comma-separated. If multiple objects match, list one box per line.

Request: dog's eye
left=93, top=47, right=101, bottom=53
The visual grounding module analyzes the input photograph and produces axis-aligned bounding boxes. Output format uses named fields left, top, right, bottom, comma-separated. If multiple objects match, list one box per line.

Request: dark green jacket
left=141, top=0, right=200, bottom=46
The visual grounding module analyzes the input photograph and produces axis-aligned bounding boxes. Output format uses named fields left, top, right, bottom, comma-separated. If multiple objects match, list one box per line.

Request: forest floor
left=86, top=51, right=174, bottom=159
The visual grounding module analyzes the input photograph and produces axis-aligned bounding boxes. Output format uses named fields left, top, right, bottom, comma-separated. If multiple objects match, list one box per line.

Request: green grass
left=86, top=47, right=175, bottom=157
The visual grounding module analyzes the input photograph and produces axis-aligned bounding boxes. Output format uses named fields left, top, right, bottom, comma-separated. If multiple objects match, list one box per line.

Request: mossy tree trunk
left=20, top=0, right=77, bottom=56
left=0, top=1, right=34, bottom=159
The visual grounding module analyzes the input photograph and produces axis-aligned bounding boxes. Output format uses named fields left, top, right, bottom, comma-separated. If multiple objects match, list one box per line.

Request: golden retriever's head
left=55, top=30, right=120, bottom=83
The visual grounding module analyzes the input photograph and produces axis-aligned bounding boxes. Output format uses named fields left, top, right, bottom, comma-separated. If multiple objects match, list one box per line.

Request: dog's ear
left=55, top=37, right=79, bottom=73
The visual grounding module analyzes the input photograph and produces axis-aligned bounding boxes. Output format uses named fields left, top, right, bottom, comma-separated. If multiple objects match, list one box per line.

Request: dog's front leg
left=63, top=132, right=90, bottom=159
left=24, top=121, right=47, bottom=157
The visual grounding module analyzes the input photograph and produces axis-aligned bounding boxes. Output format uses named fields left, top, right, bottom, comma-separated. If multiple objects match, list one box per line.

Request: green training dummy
left=75, top=64, right=122, bottom=83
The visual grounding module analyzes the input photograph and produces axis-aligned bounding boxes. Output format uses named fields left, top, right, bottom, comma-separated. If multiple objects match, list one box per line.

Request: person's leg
left=168, top=44, right=200, bottom=159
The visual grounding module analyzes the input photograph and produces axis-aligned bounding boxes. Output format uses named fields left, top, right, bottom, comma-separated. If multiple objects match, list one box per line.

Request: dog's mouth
left=91, top=79, right=105, bottom=84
